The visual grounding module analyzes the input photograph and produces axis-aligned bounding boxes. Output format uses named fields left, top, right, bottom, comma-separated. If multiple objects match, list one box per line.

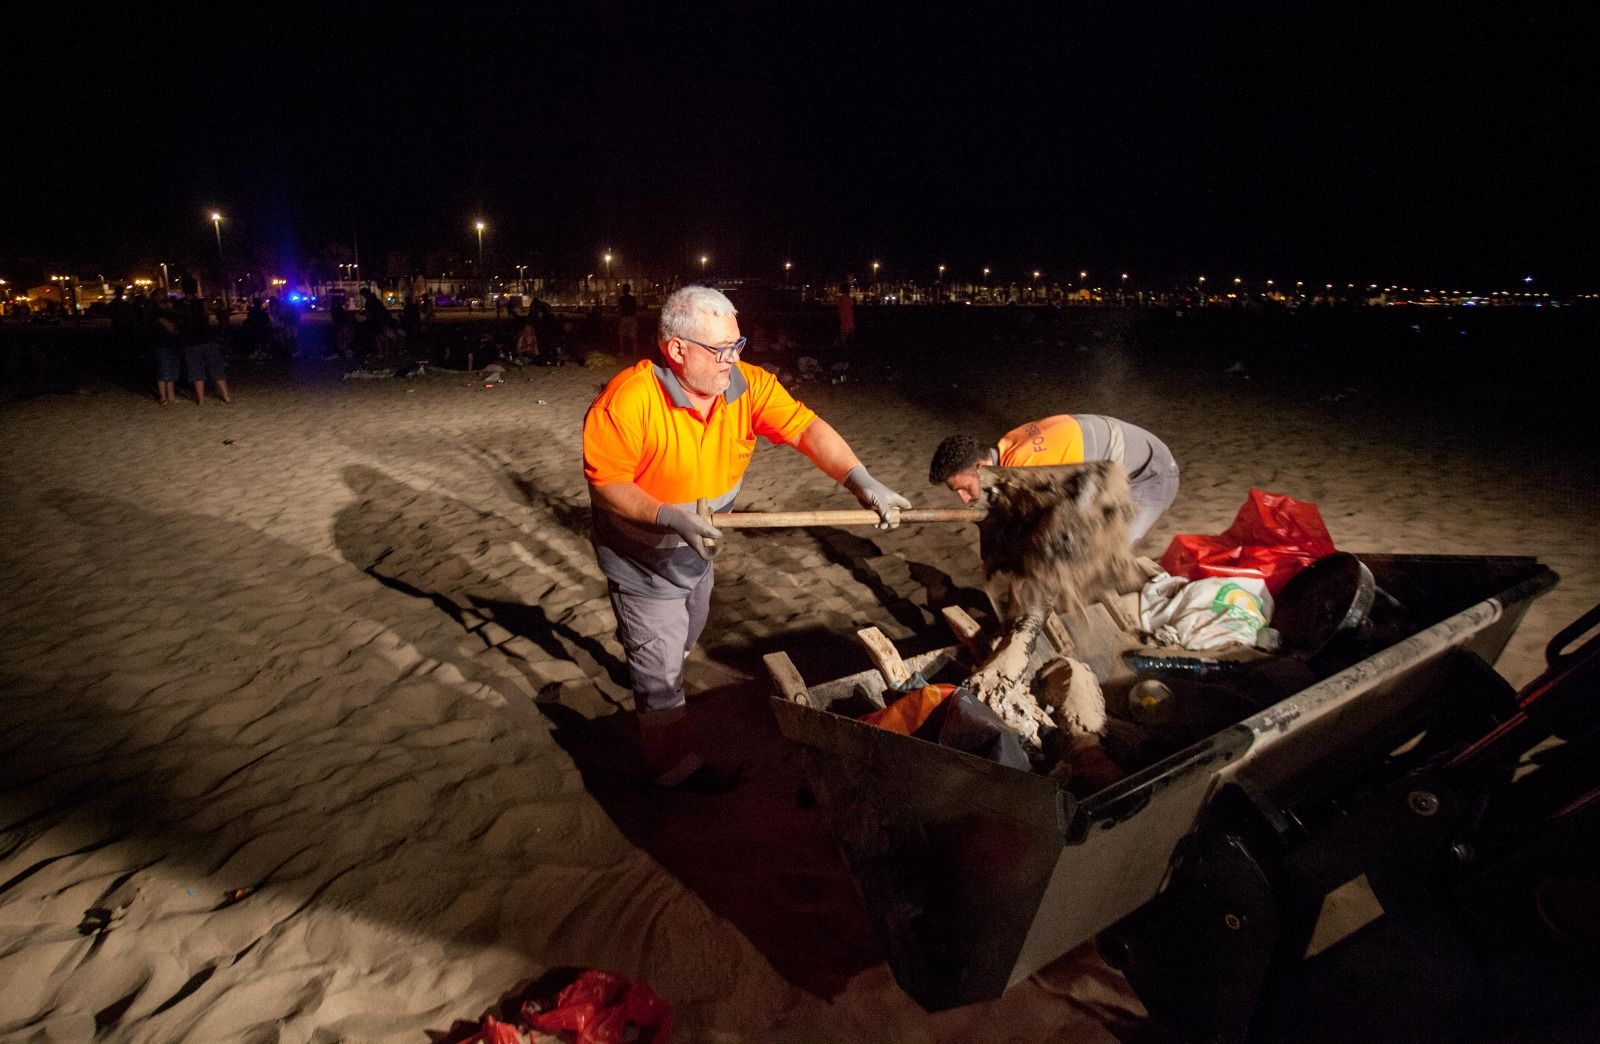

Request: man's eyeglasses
left=678, top=335, right=748, bottom=363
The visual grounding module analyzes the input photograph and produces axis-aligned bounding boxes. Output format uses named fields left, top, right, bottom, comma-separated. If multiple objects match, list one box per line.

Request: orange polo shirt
left=584, top=359, right=818, bottom=505
left=996, top=415, right=1085, bottom=467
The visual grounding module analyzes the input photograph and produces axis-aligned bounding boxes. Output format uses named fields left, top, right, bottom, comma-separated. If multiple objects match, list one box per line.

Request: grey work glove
left=843, top=465, right=912, bottom=529
left=657, top=504, right=723, bottom=560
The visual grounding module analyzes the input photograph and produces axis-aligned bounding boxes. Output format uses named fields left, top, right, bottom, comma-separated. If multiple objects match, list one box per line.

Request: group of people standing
left=112, top=277, right=232, bottom=407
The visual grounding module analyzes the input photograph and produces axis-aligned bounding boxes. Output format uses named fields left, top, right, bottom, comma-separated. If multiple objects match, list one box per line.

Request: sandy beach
left=2, top=308, right=1596, bottom=1042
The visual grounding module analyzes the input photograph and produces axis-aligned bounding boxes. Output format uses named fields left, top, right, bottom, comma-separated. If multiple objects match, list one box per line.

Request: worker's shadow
left=333, top=464, right=628, bottom=693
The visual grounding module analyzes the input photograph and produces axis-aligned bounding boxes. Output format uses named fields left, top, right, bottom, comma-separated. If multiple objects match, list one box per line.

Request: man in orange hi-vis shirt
left=584, top=285, right=910, bottom=788
left=928, top=415, right=1180, bottom=545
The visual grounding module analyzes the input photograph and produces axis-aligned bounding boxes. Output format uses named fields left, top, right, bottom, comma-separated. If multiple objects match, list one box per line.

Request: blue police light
left=288, top=292, right=303, bottom=303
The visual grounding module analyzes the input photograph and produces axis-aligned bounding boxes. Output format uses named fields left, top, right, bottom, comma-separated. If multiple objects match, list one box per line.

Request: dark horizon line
left=1, top=253, right=1584, bottom=296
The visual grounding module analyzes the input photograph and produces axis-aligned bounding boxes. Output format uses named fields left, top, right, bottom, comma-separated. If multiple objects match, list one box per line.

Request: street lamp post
left=700, top=255, right=708, bottom=276
left=603, top=250, right=613, bottom=303
left=475, top=221, right=486, bottom=288
left=516, top=264, right=527, bottom=294
left=210, top=212, right=228, bottom=308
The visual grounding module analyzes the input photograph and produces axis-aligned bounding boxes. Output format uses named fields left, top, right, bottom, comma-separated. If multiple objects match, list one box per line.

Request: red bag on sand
left=1159, top=489, right=1336, bottom=595
left=861, top=684, right=957, bottom=735
left=523, top=970, right=672, bottom=1044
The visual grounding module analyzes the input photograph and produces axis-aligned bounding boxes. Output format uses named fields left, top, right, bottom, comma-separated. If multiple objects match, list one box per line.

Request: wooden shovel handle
left=707, top=507, right=986, bottom=528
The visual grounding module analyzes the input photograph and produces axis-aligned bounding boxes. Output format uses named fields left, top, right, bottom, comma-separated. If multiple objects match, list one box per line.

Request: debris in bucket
left=960, top=461, right=1138, bottom=765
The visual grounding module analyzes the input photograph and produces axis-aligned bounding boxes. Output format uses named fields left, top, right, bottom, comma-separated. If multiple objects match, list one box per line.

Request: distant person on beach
left=359, top=287, right=391, bottom=356
left=515, top=319, right=541, bottom=361
left=243, top=297, right=271, bottom=356
left=109, top=286, right=137, bottom=348
left=360, top=287, right=389, bottom=329
left=177, top=277, right=232, bottom=405
left=268, top=296, right=299, bottom=357
left=616, top=283, right=640, bottom=358
left=929, top=415, right=1179, bottom=543
left=145, top=289, right=181, bottom=406
left=330, top=293, right=355, bottom=358
left=583, top=284, right=911, bottom=788
left=211, top=297, right=231, bottom=344
left=401, top=293, right=423, bottom=341
left=835, top=282, right=856, bottom=349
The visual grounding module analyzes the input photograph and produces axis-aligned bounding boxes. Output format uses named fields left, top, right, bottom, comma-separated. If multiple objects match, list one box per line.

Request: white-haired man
left=583, top=285, right=911, bottom=787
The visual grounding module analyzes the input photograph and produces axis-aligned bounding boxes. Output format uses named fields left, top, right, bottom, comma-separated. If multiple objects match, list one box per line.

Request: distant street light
left=700, top=254, right=708, bottom=275
left=604, top=250, right=613, bottom=281
left=516, top=264, right=527, bottom=293
left=982, top=267, right=990, bottom=282
left=475, top=221, right=486, bottom=275
left=210, top=212, right=228, bottom=307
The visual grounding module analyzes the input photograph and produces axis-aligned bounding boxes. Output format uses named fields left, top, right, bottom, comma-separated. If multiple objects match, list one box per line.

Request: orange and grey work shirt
left=997, top=414, right=1158, bottom=478
left=994, top=414, right=1180, bottom=542
left=583, top=359, right=818, bottom=596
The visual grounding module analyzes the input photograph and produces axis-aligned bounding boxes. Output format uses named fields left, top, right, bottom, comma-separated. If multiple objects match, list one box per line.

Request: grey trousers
left=1079, top=415, right=1181, bottom=543
left=607, top=565, right=714, bottom=715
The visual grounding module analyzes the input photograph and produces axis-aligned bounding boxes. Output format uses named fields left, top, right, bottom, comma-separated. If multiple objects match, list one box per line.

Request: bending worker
left=584, top=285, right=911, bottom=787
left=929, top=415, right=1180, bottom=544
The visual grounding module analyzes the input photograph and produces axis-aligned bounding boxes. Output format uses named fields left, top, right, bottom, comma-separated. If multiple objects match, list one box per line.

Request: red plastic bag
left=1159, top=489, right=1336, bottom=595
left=523, top=970, right=672, bottom=1044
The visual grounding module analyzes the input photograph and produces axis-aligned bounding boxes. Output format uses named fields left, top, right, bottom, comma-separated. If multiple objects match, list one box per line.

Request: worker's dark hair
left=929, top=434, right=987, bottom=485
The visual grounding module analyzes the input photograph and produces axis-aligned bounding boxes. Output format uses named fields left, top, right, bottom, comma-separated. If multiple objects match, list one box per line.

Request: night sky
left=6, top=5, right=1595, bottom=287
